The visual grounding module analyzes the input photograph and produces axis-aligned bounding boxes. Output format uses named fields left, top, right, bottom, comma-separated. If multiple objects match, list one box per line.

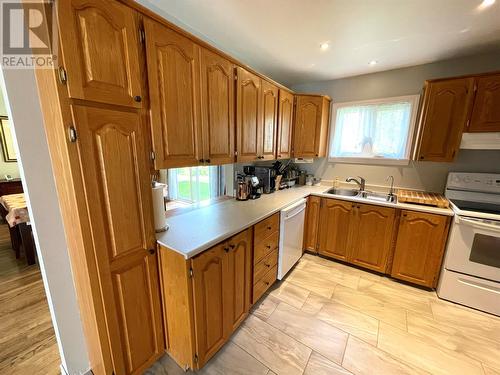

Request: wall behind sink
left=291, top=50, right=500, bottom=193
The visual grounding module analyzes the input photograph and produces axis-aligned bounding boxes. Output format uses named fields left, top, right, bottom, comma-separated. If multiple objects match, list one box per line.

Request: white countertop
left=156, top=185, right=453, bottom=259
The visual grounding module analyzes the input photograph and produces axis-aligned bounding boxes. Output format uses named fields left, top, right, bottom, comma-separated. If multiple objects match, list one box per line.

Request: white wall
left=292, top=51, right=500, bottom=192
left=0, top=68, right=90, bottom=375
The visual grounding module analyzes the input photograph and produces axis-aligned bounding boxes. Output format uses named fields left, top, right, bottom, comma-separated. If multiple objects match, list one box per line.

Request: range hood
left=460, top=132, right=500, bottom=150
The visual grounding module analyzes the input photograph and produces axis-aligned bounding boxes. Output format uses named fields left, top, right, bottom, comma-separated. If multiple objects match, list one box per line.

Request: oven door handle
left=457, top=216, right=500, bottom=232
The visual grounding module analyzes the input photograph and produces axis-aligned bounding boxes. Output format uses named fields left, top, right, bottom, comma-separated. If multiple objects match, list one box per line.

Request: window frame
left=328, top=95, right=420, bottom=165
left=167, top=165, right=224, bottom=205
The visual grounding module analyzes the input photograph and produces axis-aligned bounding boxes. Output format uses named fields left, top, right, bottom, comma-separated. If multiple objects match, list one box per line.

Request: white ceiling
left=138, top=0, right=500, bottom=86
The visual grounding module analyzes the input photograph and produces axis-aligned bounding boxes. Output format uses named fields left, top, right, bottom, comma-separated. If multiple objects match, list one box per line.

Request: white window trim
left=328, top=94, right=420, bottom=165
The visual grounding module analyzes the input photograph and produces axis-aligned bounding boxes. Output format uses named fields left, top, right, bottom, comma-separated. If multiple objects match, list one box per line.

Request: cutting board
left=397, top=189, right=449, bottom=208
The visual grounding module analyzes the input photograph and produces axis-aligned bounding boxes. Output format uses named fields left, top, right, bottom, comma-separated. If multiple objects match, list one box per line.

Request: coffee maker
left=253, top=166, right=277, bottom=194
left=242, top=166, right=261, bottom=199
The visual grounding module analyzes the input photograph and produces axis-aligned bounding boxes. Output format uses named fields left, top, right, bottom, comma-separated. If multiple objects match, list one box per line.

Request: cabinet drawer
left=254, top=248, right=278, bottom=282
left=254, top=213, right=279, bottom=243
left=254, top=231, right=279, bottom=265
left=253, top=264, right=277, bottom=303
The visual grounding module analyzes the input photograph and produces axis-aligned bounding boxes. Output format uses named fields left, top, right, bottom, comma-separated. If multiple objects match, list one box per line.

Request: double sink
left=325, top=176, right=397, bottom=203
left=326, top=188, right=397, bottom=203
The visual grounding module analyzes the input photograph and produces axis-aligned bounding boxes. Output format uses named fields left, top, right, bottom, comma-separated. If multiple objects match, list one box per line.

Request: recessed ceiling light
left=320, top=42, right=329, bottom=51
left=478, top=0, right=495, bottom=9
left=369, top=60, right=378, bottom=66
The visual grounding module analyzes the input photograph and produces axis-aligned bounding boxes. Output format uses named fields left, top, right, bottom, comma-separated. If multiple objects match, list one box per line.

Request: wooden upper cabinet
left=303, top=196, right=321, bottom=253
left=58, top=0, right=143, bottom=107
left=391, top=211, right=450, bottom=288
left=277, top=89, right=294, bottom=159
left=468, top=74, right=500, bottom=132
left=191, top=244, right=228, bottom=367
left=225, top=229, right=252, bottom=332
left=236, top=67, right=262, bottom=162
left=261, top=81, right=279, bottom=160
left=144, top=19, right=202, bottom=169
left=317, top=198, right=352, bottom=261
left=294, top=95, right=331, bottom=158
left=349, top=203, right=396, bottom=273
left=416, top=78, right=474, bottom=162
left=200, top=48, right=236, bottom=164
left=71, top=105, right=163, bottom=374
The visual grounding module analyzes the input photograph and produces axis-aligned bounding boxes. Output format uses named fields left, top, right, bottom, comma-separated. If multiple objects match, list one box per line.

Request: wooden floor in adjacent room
left=0, top=224, right=60, bottom=374
left=147, top=253, right=500, bottom=375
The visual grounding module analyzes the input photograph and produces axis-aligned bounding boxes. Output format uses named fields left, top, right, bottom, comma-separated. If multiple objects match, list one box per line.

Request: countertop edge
left=157, top=187, right=454, bottom=259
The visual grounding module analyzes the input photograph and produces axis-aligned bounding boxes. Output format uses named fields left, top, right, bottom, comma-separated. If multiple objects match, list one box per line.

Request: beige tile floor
left=146, top=253, right=500, bottom=375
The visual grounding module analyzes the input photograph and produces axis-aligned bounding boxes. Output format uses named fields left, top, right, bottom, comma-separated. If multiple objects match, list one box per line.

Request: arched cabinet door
left=391, top=211, right=450, bottom=287
left=349, top=204, right=396, bottom=273
left=58, top=0, right=143, bottom=107
left=277, top=89, right=294, bottom=159
left=200, top=48, right=235, bottom=164
left=71, top=105, right=163, bottom=375
left=468, top=74, right=500, bottom=132
left=191, top=244, right=228, bottom=367
left=261, top=80, right=278, bottom=160
left=317, top=198, right=353, bottom=261
left=416, top=78, right=474, bottom=162
left=225, top=229, right=252, bottom=331
left=294, top=97, right=321, bottom=157
left=144, top=18, right=202, bottom=169
left=236, top=67, right=261, bottom=162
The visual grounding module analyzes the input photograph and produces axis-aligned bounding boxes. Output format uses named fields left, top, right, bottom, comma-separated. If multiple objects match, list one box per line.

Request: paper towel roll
left=152, top=184, right=168, bottom=232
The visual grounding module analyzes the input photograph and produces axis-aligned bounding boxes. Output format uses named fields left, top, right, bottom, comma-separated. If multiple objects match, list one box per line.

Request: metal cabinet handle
left=205, top=159, right=211, bottom=163
left=148, top=248, right=156, bottom=255
left=134, top=95, right=142, bottom=102
left=266, top=245, right=271, bottom=249
left=230, top=244, right=235, bottom=249
left=224, top=246, right=230, bottom=252
left=267, top=226, right=272, bottom=230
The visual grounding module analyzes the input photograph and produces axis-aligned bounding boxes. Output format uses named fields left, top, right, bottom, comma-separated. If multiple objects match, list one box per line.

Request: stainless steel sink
left=326, top=188, right=359, bottom=197
left=326, top=188, right=397, bottom=203
left=360, top=191, right=397, bottom=203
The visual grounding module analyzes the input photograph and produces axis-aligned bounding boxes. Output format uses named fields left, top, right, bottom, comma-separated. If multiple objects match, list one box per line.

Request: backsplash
left=298, top=149, right=500, bottom=193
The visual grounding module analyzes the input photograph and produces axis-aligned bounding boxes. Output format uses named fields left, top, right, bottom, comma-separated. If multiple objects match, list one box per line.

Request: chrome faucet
left=386, top=175, right=395, bottom=197
left=346, top=176, right=366, bottom=192
left=386, top=175, right=396, bottom=202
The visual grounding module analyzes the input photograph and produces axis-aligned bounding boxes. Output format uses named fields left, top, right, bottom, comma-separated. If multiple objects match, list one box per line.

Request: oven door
left=445, top=215, right=500, bottom=283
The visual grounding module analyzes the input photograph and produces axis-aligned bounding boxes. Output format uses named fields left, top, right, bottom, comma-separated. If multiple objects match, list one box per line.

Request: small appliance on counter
left=241, top=167, right=261, bottom=200
left=254, top=166, right=277, bottom=194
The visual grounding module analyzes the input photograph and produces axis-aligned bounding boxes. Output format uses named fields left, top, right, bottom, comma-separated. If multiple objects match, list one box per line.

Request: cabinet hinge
left=234, top=150, right=238, bottom=156
left=194, top=354, right=199, bottom=363
left=150, top=151, right=156, bottom=161
left=189, top=267, right=194, bottom=278
left=139, top=28, right=146, bottom=44
left=58, top=66, right=67, bottom=85
left=68, top=125, right=78, bottom=143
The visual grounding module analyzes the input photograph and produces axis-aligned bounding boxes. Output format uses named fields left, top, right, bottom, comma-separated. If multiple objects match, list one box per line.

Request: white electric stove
left=438, top=172, right=500, bottom=316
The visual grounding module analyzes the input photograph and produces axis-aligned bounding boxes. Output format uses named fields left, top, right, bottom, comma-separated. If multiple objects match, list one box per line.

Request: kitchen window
left=167, top=166, right=225, bottom=207
left=328, top=95, right=420, bottom=165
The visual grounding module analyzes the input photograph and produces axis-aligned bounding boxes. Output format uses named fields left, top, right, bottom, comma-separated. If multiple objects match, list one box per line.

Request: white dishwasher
left=278, top=198, right=307, bottom=280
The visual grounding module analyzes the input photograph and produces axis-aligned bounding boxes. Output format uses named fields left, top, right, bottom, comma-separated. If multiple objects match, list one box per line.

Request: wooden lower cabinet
left=349, top=203, right=396, bottom=273
left=303, top=196, right=321, bottom=253
left=317, top=198, right=353, bottom=261
left=391, top=211, right=451, bottom=288
left=159, top=228, right=252, bottom=369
